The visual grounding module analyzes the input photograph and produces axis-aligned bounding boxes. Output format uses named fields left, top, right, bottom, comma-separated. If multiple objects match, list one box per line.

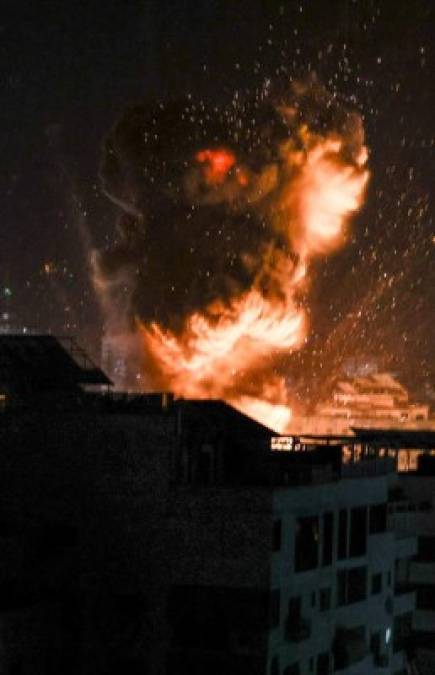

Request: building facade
left=0, top=335, right=422, bottom=674
left=290, top=373, right=433, bottom=437
left=390, top=459, right=435, bottom=675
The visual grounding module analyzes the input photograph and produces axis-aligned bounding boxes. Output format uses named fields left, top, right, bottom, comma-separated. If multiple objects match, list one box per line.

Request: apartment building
left=290, top=372, right=433, bottom=436
left=163, top=407, right=418, bottom=675
left=0, top=335, right=421, bottom=674
left=389, top=453, right=435, bottom=675
left=269, top=471, right=416, bottom=675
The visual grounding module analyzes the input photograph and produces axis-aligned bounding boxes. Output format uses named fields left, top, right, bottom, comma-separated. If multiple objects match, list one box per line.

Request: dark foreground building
left=0, top=335, right=424, bottom=674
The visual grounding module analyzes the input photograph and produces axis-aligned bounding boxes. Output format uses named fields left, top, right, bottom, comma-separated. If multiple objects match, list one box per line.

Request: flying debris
left=93, top=80, right=369, bottom=431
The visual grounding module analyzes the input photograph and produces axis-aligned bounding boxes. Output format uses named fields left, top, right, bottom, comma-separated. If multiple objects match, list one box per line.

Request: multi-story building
left=0, top=335, right=422, bottom=674
left=290, top=372, right=433, bottom=436
left=336, top=428, right=435, bottom=675
left=166, top=426, right=416, bottom=675
left=388, top=450, right=435, bottom=675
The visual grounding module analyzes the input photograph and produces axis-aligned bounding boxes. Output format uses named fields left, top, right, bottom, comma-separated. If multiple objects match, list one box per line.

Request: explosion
left=94, top=81, right=369, bottom=432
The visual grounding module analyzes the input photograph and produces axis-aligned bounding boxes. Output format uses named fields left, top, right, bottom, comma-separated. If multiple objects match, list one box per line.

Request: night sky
left=1, top=1, right=434, bottom=402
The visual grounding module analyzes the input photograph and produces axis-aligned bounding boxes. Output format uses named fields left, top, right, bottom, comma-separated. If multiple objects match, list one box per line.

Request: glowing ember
left=289, top=137, right=369, bottom=256
left=139, top=127, right=369, bottom=432
left=95, top=84, right=370, bottom=433
left=195, top=148, right=236, bottom=183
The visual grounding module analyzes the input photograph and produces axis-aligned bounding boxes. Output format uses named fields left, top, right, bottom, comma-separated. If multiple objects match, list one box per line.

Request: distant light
left=43, top=261, right=57, bottom=276
left=4, top=287, right=12, bottom=297
left=271, top=436, right=301, bottom=452
left=385, top=627, right=392, bottom=644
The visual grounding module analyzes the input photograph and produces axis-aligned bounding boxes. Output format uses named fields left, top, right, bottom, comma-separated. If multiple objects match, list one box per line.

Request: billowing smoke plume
left=93, top=80, right=369, bottom=431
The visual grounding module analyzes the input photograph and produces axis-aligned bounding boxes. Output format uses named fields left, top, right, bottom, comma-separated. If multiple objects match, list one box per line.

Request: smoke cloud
left=93, top=79, right=369, bottom=430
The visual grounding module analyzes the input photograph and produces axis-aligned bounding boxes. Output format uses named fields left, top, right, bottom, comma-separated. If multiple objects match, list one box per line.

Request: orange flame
left=287, top=136, right=369, bottom=257
left=195, top=148, right=236, bottom=183
left=138, top=125, right=369, bottom=432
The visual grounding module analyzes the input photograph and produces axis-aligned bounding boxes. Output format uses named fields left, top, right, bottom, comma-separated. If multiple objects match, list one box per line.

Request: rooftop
left=352, top=428, right=435, bottom=449
left=0, top=334, right=111, bottom=395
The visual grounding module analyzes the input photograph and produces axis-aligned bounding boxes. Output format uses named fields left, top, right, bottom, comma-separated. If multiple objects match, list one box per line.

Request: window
left=270, top=656, right=280, bottom=675
left=322, top=512, right=333, bottom=566
left=295, top=517, right=319, bottom=572
left=370, top=631, right=381, bottom=659
left=417, top=536, right=435, bottom=562
left=269, top=590, right=280, bottom=628
left=285, top=596, right=311, bottom=643
left=273, top=520, right=282, bottom=552
left=416, top=585, right=435, bottom=610
left=337, top=570, right=347, bottom=606
left=288, top=596, right=301, bottom=621
left=337, top=567, right=367, bottom=606
left=348, top=566, right=367, bottom=603
left=393, top=613, right=412, bottom=653
left=283, top=664, right=300, bottom=675
left=349, top=507, right=367, bottom=557
left=319, top=587, right=331, bottom=611
left=338, top=509, right=348, bottom=559
left=371, top=572, right=382, bottom=594
left=316, top=653, right=329, bottom=675
left=334, top=626, right=366, bottom=669
left=369, top=503, right=387, bottom=534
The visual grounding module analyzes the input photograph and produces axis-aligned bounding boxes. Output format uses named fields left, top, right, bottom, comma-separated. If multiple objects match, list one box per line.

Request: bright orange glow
left=195, top=148, right=236, bottom=183
left=140, top=281, right=304, bottom=431
left=236, top=168, right=249, bottom=186
left=287, top=137, right=369, bottom=256
left=138, top=122, right=369, bottom=433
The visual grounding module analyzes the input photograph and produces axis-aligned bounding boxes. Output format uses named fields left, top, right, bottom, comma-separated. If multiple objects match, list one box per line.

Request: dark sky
left=1, top=1, right=434, bottom=394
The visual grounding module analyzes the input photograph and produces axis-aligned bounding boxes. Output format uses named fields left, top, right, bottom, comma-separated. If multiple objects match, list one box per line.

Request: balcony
left=341, top=456, right=395, bottom=479
left=388, top=511, right=435, bottom=538
left=333, top=653, right=372, bottom=674
left=374, top=653, right=389, bottom=668
left=414, top=610, right=435, bottom=632
left=410, top=560, right=435, bottom=584
left=394, top=534, right=417, bottom=559
left=333, top=627, right=368, bottom=673
left=394, top=588, right=416, bottom=615
left=284, top=616, right=311, bottom=642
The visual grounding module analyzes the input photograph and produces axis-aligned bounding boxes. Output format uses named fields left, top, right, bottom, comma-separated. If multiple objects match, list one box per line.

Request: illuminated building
left=290, top=372, right=434, bottom=437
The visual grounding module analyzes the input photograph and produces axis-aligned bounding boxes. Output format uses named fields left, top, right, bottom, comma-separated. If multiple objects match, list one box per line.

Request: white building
left=267, top=457, right=416, bottom=675
left=389, top=458, right=435, bottom=675
left=166, top=410, right=418, bottom=675
left=290, top=373, right=433, bottom=437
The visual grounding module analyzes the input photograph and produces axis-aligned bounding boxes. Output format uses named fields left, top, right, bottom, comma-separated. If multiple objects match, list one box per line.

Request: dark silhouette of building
left=0, top=335, right=425, bottom=674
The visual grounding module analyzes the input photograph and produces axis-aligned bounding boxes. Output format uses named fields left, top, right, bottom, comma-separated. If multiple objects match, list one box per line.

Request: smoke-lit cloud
left=93, top=79, right=369, bottom=430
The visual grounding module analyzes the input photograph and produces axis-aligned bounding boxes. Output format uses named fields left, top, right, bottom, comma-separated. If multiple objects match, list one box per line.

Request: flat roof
left=352, top=428, right=435, bottom=449
left=290, top=428, right=435, bottom=450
